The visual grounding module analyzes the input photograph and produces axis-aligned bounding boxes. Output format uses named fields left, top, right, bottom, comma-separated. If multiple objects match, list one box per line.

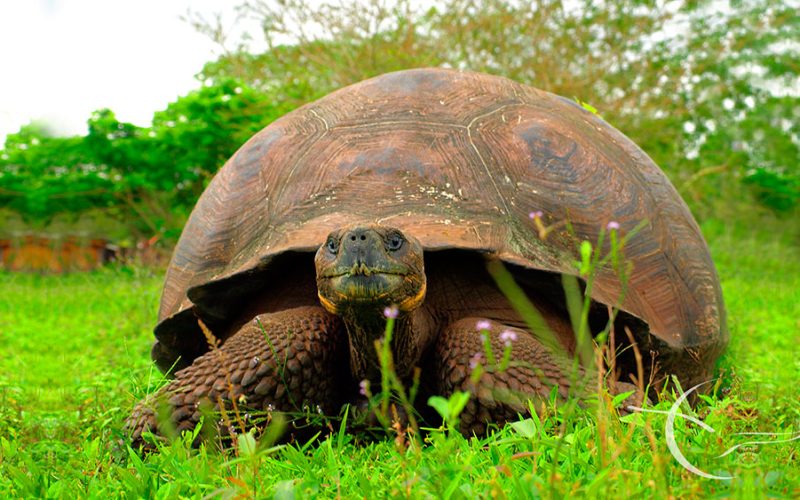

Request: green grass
left=0, top=220, right=798, bottom=498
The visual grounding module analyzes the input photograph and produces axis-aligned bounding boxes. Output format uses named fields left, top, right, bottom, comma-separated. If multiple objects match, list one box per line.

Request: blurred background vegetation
left=1, top=0, right=797, bottom=257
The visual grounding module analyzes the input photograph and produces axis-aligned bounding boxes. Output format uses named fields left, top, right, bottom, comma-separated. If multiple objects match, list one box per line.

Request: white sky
left=0, top=0, right=245, bottom=144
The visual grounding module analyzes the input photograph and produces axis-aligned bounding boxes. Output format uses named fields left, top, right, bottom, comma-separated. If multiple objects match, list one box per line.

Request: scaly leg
left=127, top=306, right=346, bottom=448
left=430, top=317, right=583, bottom=436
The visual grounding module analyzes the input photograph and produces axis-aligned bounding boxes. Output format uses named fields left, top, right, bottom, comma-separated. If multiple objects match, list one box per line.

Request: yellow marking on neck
left=398, top=282, right=427, bottom=312
left=317, top=293, right=339, bottom=314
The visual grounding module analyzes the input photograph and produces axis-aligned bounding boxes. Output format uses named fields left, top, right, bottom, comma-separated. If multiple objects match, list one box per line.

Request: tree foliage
left=0, top=79, right=283, bottom=240
left=0, top=123, right=114, bottom=220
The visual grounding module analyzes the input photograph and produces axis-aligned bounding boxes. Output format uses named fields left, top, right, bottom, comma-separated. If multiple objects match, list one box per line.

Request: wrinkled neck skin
left=340, top=305, right=435, bottom=384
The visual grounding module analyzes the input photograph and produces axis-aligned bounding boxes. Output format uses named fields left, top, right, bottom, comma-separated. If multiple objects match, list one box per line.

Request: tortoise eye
left=386, top=233, right=404, bottom=251
left=326, top=237, right=339, bottom=254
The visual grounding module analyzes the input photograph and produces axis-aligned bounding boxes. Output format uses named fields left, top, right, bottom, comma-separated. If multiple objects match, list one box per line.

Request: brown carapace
left=127, top=68, right=726, bottom=447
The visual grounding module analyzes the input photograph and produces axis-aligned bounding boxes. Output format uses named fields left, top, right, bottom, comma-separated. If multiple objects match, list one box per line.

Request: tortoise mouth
left=319, top=267, right=408, bottom=279
left=317, top=270, right=425, bottom=314
left=321, top=272, right=407, bottom=300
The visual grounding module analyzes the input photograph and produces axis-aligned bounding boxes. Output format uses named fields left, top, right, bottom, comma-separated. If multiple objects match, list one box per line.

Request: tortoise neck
left=340, top=307, right=434, bottom=384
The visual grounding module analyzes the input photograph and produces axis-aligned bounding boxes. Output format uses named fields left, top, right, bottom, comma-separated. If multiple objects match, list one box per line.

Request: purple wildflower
left=469, top=352, right=483, bottom=370
left=529, top=210, right=543, bottom=219
left=383, top=305, right=399, bottom=319
left=499, top=329, right=518, bottom=346
left=476, top=319, right=491, bottom=331
left=359, top=379, right=369, bottom=397
left=606, top=221, right=620, bottom=230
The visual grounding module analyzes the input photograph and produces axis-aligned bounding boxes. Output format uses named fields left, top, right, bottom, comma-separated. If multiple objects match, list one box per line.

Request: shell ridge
left=466, top=103, right=515, bottom=217
left=270, top=108, right=330, bottom=214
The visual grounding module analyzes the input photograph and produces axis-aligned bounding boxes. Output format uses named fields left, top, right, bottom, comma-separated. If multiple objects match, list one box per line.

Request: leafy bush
left=745, top=168, right=800, bottom=212
left=0, top=79, right=285, bottom=241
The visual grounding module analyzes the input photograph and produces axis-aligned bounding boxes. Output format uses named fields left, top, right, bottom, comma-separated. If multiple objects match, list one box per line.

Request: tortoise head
left=314, top=224, right=426, bottom=315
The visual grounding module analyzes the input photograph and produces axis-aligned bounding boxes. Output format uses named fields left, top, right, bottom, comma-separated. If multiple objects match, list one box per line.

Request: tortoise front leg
left=127, top=306, right=347, bottom=448
left=430, top=317, right=580, bottom=436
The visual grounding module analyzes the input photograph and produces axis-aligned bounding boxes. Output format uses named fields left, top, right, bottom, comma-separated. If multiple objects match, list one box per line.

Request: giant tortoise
left=127, top=68, right=726, bottom=444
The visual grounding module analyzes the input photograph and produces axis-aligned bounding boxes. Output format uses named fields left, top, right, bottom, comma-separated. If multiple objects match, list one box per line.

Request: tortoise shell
left=153, top=68, right=727, bottom=383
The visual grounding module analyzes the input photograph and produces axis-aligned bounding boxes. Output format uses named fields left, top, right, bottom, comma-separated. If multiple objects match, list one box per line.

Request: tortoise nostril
left=343, top=228, right=374, bottom=247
